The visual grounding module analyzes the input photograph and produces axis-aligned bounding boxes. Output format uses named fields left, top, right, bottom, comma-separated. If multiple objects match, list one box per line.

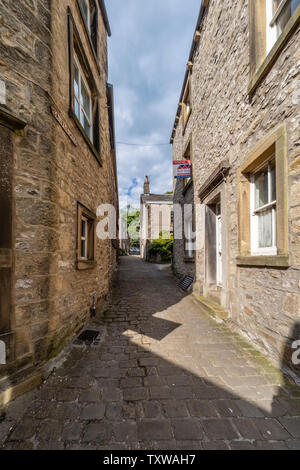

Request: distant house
left=119, top=216, right=130, bottom=254
left=140, top=177, right=173, bottom=260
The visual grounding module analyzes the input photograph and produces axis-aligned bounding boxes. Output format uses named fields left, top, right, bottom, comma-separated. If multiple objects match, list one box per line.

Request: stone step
left=0, top=366, right=42, bottom=408
left=193, top=294, right=228, bottom=321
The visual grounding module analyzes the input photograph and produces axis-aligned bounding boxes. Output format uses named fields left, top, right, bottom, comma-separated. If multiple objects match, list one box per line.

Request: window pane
left=74, top=97, right=80, bottom=119
left=270, top=163, right=276, bottom=202
left=275, top=0, right=300, bottom=35
left=258, top=209, right=273, bottom=248
left=74, top=64, right=79, bottom=97
left=81, top=81, right=91, bottom=118
left=81, top=239, right=86, bottom=258
left=79, top=0, right=89, bottom=30
left=81, top=218, right=86, bottom=237
left=255, top=168, right=268, bottom=209
left=82, top=113, right=91, bottom=138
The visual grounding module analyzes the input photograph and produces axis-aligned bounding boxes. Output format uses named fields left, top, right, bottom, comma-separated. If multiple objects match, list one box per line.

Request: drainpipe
left=90, top=294, right=97, bottom=318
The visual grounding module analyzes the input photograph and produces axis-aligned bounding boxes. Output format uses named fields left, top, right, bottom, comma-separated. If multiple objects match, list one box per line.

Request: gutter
left=170, top=0, right=209, bottom=143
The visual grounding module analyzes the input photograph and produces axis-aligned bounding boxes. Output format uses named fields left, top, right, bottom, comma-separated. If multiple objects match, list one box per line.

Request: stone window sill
left=236, top=254, right=290, bottom=268
left=76, top=260, right=97, bottom=271
left=248, top=5, right=300, bottom=95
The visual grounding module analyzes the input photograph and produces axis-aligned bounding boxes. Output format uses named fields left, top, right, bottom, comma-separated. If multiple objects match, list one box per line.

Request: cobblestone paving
left=1, top=256, right=300, bottom=450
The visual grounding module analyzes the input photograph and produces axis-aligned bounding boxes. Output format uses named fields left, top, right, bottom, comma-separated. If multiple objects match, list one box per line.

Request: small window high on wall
left=77, top=0, right=98, bottom=56
left=68, top=9, right=101, bottom=165
left=77, top=203, right=96, bottom=270
left=248, top=0, right=300, bottom=93
left=267, top=0, right=300, bottom=53
left=79, top=0, right=90, bottom=33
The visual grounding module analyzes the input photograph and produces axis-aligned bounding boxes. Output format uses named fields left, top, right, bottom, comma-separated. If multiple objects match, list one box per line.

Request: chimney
left=144, top=176, right=150, bottom=195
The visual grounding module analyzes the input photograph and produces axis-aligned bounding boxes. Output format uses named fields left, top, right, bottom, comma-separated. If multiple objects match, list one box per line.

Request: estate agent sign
left=173, top=160, right=192, bottom=179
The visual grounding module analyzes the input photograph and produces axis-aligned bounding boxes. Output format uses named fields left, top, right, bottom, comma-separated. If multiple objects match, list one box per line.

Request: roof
left=170, top=0, right=209, bottom=143
left=141, top=194, right=173, bottom=204
left=98, top=0, right=111, bottom=37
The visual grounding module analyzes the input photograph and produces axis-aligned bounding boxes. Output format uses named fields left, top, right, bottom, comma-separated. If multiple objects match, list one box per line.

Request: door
left=216, top=204, right=222, bottom=286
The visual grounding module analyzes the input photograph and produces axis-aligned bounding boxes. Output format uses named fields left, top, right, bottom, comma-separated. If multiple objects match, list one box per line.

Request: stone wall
left=0, top=0, right=118, bottom=383
left=172, top=179, right=195, bottom=280
left=172, top=0, right=300, bottom=372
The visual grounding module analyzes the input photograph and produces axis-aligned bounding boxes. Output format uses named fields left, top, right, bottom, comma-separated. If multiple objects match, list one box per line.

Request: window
left=79, top=0, right=90, bottom=33
left=77, top=0, right=98, bottom=56
left=267, top=0, right=300, bottom=53
left=68, top=10, right=101, bottom=164
left=74, top=55, right=93, bottom=140
left=250, top=159, right=277, bottom=255
left=182, top=78, right=192, bottom=130
left=237, top=125, right=289, bottom=268
left=77, top=203, right=96, bottom=269
left=249, top=0, right=300, bottom=93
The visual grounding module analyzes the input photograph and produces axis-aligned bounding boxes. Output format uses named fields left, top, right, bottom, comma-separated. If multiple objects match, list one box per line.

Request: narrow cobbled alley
left=1, top=257, right=300, bottom=450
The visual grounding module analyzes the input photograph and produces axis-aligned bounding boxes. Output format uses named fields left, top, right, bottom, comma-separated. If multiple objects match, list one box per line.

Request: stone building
left=0, top=0, right=118, bottom=404
left=172, top=149, right=196, bottom=280
left=171, top=0, right=300, bottom=377
left=140, top=177, right=173, bottom=260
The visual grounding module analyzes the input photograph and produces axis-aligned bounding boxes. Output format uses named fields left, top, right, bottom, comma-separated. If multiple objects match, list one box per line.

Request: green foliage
left=127, top=210, right=140, bottom=230
left=120, top=206, right=140, bottom=246
left=148, top=232, right=173, bottom=261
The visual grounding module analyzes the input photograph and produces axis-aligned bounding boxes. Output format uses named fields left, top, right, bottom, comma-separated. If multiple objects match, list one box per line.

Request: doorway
left=205, top=195, right=222, bottom=288
left=216, top=202, right=222, bottom=286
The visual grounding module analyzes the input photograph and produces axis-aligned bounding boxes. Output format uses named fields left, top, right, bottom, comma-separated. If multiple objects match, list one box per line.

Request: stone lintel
left=199, top=161, right=231, bottom=202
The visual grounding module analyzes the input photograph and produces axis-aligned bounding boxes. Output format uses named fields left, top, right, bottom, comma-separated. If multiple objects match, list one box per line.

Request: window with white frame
left=266, top=0, right=300, bottom=53
left=78, top=0, right=91, bottom=33
left=74, top=55, right=93, bottom=140
left=251, top=159, right=277, bottom=255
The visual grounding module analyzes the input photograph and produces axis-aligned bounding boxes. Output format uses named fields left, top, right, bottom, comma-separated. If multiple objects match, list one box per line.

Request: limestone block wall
left=0, top=0, right=118, bottom=379
left=172, top=0, right=300, bottom=371
left=172, top=180, right=195, bottom=280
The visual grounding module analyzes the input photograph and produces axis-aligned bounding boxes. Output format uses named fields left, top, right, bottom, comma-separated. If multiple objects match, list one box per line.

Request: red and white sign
left=173, top=160, right=192, bottom=179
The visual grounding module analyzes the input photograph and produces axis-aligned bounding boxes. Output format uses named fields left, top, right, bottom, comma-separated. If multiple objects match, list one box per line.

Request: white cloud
left=106, top=0, right=200, bottom=209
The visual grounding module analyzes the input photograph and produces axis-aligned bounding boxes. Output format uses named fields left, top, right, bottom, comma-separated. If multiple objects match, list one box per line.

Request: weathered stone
left=137, top=420, right=173, bottom=441
left=0, top=0, right=118, bottom=397
left=80, top=404, right=106, bottom=421
left=171, top=0, right=300, bottom=374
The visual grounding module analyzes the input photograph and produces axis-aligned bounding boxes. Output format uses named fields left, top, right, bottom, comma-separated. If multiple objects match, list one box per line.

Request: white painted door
left=216, top=214, right=222, bottom=285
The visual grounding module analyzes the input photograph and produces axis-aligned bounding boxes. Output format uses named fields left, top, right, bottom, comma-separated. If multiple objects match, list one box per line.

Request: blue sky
left=106, top=0, right=201, bottom=209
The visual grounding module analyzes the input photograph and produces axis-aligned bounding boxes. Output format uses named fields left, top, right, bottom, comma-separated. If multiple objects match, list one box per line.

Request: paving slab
left=1, top=256, right=299, bottom=450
